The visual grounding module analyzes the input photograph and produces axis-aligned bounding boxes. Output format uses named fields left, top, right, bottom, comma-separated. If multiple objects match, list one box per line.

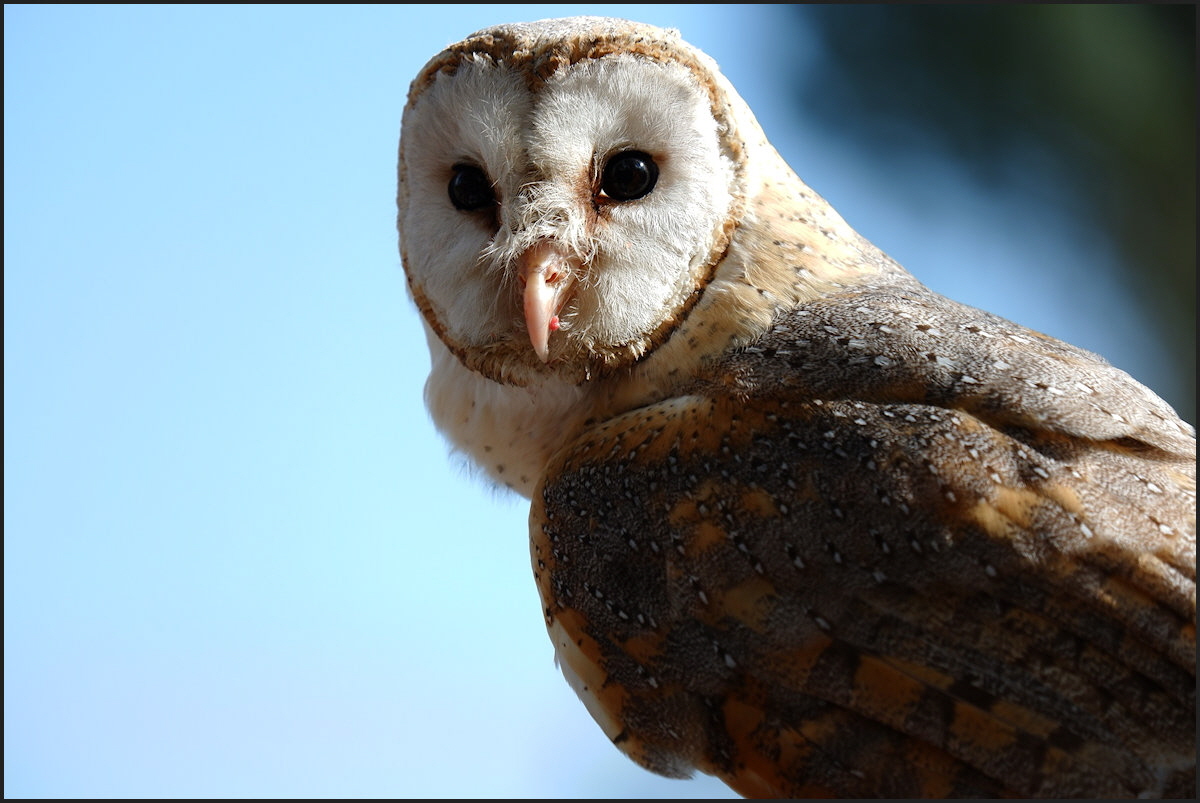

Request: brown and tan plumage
left=396, top=17, right=1196, bottom=798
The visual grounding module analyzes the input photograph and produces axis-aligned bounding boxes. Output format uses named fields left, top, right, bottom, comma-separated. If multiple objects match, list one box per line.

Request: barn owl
left=396, top=16, right=1196, bottom=798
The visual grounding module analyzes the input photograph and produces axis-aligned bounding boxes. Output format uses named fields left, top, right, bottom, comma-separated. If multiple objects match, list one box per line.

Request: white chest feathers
left=421, top=325, right=592, bottom=497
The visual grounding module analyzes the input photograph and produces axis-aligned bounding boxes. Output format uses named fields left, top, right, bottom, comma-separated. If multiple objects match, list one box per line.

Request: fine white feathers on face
left=400, top=58, right=531, bottom=348
left=398, top=46, right=737, bottom=385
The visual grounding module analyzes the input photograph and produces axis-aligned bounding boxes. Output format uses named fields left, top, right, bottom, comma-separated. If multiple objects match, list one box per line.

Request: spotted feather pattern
left=532, top=285, right=1195, bottom=797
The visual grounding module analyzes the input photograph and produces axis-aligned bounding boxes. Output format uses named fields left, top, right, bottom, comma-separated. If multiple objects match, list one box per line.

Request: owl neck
left=596, top=149, right=908, bottom=418
left=423, top=322, right=595, bottom=498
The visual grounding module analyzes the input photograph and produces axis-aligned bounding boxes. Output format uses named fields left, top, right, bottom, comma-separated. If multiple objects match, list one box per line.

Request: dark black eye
left=448, top=164, right=495, bottom=211
left=600, top=150, right=658, bottom=201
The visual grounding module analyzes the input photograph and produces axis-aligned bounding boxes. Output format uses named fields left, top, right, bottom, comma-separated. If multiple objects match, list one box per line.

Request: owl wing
left=530, top=286, right=1196, bottom=798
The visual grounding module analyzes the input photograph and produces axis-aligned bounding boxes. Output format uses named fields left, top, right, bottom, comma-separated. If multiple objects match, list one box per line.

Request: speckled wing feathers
left=531, top=289, right=1196, bottom=798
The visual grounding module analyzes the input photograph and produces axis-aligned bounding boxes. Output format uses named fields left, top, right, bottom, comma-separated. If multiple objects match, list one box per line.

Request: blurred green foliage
left=796, top=4, right=1195, bottom=422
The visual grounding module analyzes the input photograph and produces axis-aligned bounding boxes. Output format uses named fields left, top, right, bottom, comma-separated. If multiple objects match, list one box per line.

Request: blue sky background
left=5, top=4, right=1189, bottom=798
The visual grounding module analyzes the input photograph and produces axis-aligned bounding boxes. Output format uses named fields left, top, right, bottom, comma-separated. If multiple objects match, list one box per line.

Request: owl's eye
left=599, top=151, right=659, bottom=201
left=448, top=164, right=496, bottom=211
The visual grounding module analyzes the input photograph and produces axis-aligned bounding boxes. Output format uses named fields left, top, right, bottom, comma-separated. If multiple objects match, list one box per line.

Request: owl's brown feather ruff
left=398, top=16, right=1196, bottom=798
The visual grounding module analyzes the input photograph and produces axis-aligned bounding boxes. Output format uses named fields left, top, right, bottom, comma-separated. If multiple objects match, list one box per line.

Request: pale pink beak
left=518, top=241, right=577, bottom=362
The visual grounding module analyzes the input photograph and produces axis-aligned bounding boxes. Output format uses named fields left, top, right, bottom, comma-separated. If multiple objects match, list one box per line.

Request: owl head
left=397, top=17, right=769, bottom=387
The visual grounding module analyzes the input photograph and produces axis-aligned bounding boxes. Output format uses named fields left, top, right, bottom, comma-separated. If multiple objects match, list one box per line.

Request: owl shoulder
left=532, top=281, right=1195, bottom=687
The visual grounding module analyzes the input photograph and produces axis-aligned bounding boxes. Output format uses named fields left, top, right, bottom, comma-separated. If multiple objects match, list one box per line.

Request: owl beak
left=519, top=241, right=577, bottom=362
